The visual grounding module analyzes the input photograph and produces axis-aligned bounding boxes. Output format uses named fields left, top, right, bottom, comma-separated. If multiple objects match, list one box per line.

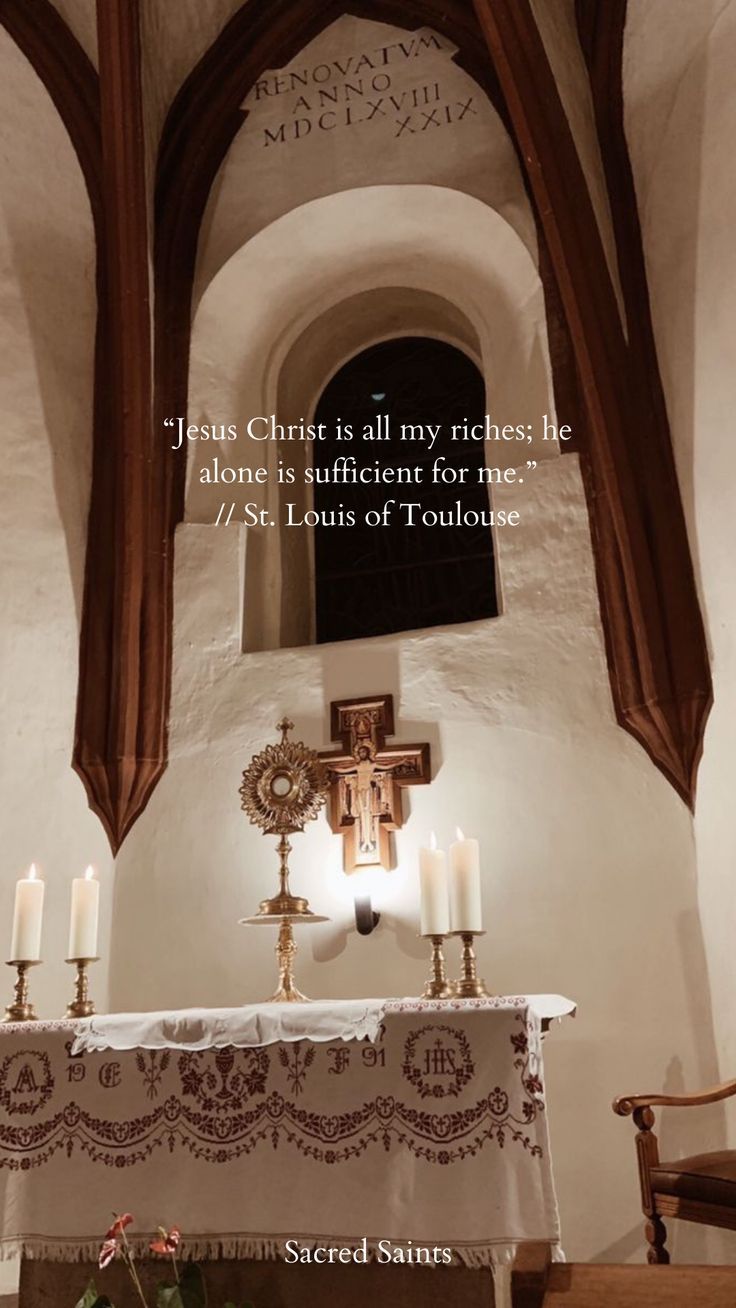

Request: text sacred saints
left=283, top=1237, right=453, bottom=1265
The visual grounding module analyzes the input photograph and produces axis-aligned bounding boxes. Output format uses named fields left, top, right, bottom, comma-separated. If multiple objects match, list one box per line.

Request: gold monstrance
left=239, top=718, right=329, bottom=1002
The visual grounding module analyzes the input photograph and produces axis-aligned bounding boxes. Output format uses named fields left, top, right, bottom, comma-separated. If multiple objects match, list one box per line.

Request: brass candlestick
left=421, top=933, right=452, bottom=999
left=3, top=960, right=41, bottom=1022
left=451, top=930, right=490, bottom=999
left=65, top=957, right=99, bottom=1019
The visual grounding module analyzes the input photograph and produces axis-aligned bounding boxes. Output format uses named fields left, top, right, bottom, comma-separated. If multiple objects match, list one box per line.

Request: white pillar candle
left=68, top=866, right=100, bottom=959
left=10, top=864, right=45, bottom=961
left=449, top=828, right=483, bottom=933
left=419, top=833, right=449, bottom=936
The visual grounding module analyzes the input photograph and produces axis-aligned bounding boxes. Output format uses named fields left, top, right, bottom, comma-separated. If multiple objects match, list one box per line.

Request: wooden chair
left=511, top=1243, right=736, bottom=1308
left=613, top=1076, right=736, bottom=1263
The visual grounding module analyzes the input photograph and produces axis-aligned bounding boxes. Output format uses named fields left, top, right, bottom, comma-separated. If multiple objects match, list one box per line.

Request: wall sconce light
left=354, top=894, right=380, bottom=936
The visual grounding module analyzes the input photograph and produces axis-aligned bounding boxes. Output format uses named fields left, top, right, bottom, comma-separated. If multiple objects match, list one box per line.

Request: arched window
left=313, top=337, right=497, bottom=643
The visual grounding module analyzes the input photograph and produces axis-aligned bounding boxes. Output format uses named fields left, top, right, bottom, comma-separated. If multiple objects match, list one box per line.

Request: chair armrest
left=614, top=1076, right=736, bottom=1116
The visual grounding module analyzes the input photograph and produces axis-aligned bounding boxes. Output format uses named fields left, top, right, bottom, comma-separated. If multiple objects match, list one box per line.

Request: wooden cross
left=318, top=695, right=431, bottom=873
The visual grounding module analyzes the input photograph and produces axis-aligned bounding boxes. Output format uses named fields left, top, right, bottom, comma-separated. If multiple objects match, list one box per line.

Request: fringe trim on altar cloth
left=0, top=1233, right=565, bottom=1267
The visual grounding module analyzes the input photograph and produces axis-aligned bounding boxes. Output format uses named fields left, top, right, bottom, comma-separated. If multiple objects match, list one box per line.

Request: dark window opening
left=313, top=337, right=498, bottom=644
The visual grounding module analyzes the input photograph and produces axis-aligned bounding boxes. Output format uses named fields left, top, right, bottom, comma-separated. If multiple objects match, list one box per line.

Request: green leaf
left=156, top=1286, right=184, bottom=1308
left=75, top=1283, right=99, bottom=1308
left=74, top=1283, right=113, bottom=1308
left=181, top=1262, right=208, bottom=1308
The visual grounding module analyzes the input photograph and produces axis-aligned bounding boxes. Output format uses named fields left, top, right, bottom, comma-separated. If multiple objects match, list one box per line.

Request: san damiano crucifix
left=318, top=695, right=431, bottom=872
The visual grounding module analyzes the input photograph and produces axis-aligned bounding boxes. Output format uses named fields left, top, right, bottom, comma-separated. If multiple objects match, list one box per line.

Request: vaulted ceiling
left=0, top=0, right=711, bottom=848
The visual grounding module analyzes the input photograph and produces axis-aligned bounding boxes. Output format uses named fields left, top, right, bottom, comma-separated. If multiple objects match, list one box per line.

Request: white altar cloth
left=71, top=994, right=576, bottom=1054
left=0, top=999, right=571, bottom=1268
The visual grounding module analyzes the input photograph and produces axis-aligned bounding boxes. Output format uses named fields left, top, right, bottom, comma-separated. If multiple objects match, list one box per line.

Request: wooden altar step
left=21, top=1253, right=736, bottom=1307
left=512, top=1246, right=736, bottom=1308
left=19, top=1258, right=495, bottom=1307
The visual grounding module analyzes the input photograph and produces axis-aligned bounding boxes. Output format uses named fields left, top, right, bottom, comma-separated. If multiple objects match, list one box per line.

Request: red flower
left=150, top=1226, right=181, bottom=1255
left=98, top=1239, right=118, bottom=1270
left=105, top=1213, right=133, bottom=1240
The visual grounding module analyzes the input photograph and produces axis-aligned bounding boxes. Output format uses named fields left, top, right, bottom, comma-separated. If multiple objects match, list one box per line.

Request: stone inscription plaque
left=242, top=25, right=478, bottom=151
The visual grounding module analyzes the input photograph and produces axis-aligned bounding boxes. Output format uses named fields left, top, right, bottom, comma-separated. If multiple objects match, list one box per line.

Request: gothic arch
left=4, top=0, right=707, bottom=849
left=158, top=0, right=710, bottom=814
left=188, top=186, right=554, bottom=652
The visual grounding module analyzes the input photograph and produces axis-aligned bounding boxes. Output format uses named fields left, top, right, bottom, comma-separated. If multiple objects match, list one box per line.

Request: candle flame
left=28, top=863, right=38, bottom=881
left=429, top=831, right=437, bottom=850
left=455, top=827, right=465, bottom=842
left=84, top=865, right=95, bottom=882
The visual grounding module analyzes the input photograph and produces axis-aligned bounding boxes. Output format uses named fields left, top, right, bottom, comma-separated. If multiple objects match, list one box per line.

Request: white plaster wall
left=195, top=16, right=537, bottom=298
left=111, top=443, right=723, bottom=1263
left=187, top=187, right=556, bottom=513
left=0, top=31, right=113, bottom=1015
left=186, top=186, right=558, bottom=652
left=0, top=28, right=114, bottom=1300
left=0, top=0, right=731, bottom=1280
left=123, top=175, right=725, bottom=1262
left=141, top=0, right=245, bottom=153
left=625, top=1, right=736, bottom=1088
left=114, top=166, right=722, bottom=1261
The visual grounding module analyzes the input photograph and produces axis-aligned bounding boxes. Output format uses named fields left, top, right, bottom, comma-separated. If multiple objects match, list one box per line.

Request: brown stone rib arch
left=10, top=0, right=708, bottom=850
left=471, top=0, right=711, bottom=804
left=73, top=0, right=154, bottom=853
left=146, top=1, right=517, bottom=862
left=154, top=0, right=710, bottom=818
left=0, top=1, right=120, bottom=849
left=575, top=0, right=713, bottom=776
left=154, top=0, right=510, bottom=525
left=2, top=0, right=157, bottom=853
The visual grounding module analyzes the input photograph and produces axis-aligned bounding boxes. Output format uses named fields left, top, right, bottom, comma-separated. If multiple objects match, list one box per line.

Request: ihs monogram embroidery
left=402, top=1025, right=475, bottom=1099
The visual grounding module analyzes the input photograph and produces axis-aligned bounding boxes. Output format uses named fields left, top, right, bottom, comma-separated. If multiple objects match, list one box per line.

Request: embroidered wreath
left=402, top=1024, right=476, bottom=1100
left=0, top=1049, right=55, bottom=1117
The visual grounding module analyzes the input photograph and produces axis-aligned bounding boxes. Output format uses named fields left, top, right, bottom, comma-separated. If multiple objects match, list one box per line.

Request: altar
left=0, top=994, right=572, bottom=1300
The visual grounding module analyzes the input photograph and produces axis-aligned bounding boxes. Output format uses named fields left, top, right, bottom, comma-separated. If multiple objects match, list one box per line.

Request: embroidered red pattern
left=0, top=1016, right=545, bottom=1169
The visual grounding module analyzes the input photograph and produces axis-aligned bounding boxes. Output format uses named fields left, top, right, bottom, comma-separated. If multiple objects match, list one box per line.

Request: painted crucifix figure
left=319, top=695, right=431, bottom=872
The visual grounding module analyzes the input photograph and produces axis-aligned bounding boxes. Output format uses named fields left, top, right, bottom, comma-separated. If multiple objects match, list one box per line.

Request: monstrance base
left=240, top=912, right=329, bottom=1004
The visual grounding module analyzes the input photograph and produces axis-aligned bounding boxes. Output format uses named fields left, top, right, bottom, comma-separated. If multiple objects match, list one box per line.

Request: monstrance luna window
left=313, top=337, right=498, bottom=644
